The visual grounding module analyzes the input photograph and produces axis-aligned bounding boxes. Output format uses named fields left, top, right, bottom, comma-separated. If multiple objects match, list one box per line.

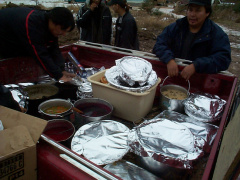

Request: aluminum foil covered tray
left=71, top=120, right=130, bottom=165
left=105, top=66, right=158, bottom=92
left=104, top=160, right=160, bottom=180
left=116, top=56, right=153, bottom=87
left=184, top=93, right=226, bottom=122
left=156, top=110, right=218, bottom=153
left=128, top=118, right=205, bottom=169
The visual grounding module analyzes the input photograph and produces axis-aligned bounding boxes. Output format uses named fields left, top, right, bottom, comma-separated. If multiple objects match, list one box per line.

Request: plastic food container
left=87, top=70, right=161, bottom=122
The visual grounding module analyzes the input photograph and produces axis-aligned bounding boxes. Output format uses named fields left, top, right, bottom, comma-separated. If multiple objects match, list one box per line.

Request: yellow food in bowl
left=44, top=106, right=69, bottom=114
left=162, top=89, right=187, bottom=100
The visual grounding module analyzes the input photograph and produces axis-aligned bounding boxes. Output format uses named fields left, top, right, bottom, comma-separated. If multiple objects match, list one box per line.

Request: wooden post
left=212, top=105, right=240, bottom=179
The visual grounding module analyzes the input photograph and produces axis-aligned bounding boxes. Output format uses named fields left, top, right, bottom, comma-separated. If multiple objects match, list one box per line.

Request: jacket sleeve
left=193, top=30, right=231, bottom=73
left=76, top=6, right=93, bottom=29
left=153, top=24, right=176, bottom=64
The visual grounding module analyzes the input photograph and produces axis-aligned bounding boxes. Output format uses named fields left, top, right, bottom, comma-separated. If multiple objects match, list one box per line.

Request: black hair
left=118, top=0, right=130, bottom=12
left=47, top=7, right=75, bottom=31
left=90, top=0, right=102, bottom=5
left=205, top=5, right=212, bottom=18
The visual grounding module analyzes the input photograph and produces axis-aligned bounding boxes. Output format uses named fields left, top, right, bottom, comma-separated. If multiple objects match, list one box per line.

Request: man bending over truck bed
left=0, top=7, right=76, bottom=82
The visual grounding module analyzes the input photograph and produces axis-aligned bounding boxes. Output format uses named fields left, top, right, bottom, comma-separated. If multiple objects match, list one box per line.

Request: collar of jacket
left=120, top=11, right=129, bottom=19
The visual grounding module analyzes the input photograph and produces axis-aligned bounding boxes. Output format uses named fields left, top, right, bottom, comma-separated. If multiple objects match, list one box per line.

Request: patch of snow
left=220, top=25, right=240, bottom=37
left=0, top=0, right=83, bottom=8
left=158, top=7, right=184, bottom=19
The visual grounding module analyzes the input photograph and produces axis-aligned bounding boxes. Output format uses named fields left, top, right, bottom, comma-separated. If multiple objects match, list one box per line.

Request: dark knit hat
left=108, top=0, right=124, bottom=6
left=188, top=0, right=211, bottom=6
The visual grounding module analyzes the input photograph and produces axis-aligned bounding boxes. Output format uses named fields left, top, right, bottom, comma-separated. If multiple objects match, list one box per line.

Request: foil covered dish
left=105, top=56, right=158, bottom=92
left=71, top=120, right=130, bottom=165
left=184, top=92, right=226, bottom=122
left=116, top=56, right=153, bottom=87
left=104, top=160, right=160, bottom=180
left=127, top=110, right=218, bottom=169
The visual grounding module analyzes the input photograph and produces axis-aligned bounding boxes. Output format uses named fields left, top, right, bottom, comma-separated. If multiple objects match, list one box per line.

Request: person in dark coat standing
left=76, top=0, right=112, bottom=45
left=0, top=7, right=76, bottom=82
left=153, top=0, right=231, bottom=81
left=108, top=0, right=139, bottom=50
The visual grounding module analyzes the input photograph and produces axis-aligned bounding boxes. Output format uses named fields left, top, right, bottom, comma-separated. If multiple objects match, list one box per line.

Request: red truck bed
left=0, top=41, right=238, bottom=179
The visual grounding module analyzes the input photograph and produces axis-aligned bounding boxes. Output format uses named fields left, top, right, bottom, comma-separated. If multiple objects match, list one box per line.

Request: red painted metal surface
left=37, top=137, right=120, bottom=180
left=37, top=140, right=95, bottom=180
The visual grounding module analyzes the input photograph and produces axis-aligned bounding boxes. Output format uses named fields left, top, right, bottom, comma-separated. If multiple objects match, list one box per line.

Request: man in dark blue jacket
left=153, top=0, right=231, bottom=80
left=0, top=7, right=76, bottom=82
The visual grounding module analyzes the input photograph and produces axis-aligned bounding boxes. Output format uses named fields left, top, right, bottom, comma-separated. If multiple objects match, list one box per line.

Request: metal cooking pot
left=23, top=84, right=59, bottom=100
left=23, top=84, right=59, bottom=117
left=73, top=98, right=113, bottom=129
left=43, top=119, right=75, bottom=142
left=38, top=98, right=73, bottom=120
left=160, top=76, right=190, bottom=113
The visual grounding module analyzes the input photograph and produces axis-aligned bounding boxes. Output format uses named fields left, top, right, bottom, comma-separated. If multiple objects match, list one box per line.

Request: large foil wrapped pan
left=104, top=160, right=161, bottom=180
left=184, top=92, right=226, bottom=122
left=71, top=120, right=130, bottom=165
left=128, top=118, right=204, bottom=169
left=105, top=66, right=158, bottom=93
left=115, top=56, right=153, bottom=87
left=155, top=110, right=218, bottom=153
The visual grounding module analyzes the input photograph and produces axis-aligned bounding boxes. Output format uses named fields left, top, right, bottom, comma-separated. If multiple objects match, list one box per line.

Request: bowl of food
left=73, top=98, right=113, bottom=126
left=160, top=76, right=190, bottom=113
left=43, top=119, right=75, bottom=142
left=38, top=98, right=73, bottom=120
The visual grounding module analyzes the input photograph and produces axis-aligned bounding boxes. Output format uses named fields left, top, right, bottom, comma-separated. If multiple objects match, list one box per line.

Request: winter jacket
left=153, top=17, right=231, bottom=74
left=115, top=11, right=139, bottom=50
left=76, top=2, right=112, bottom=45
left=0, top=7, right=65, bottom=80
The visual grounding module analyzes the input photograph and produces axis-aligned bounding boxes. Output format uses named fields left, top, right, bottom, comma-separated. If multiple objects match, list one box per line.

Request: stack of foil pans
left=105, top=56, right=158, bottom=92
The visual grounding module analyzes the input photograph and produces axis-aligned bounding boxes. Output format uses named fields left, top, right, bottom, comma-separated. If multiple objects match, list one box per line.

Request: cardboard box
left=0, top=106, right=47, bottom=180
left=88, top=70, right=161, bottom=122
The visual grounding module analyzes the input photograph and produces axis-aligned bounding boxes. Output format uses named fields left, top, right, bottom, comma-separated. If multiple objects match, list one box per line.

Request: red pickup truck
left=0, top=41, right=238, bottom=179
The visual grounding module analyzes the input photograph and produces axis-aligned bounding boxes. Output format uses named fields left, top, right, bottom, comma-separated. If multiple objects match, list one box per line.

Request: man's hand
left=181, top=64, right=196, bottom=81
left=20, top=106, right=27, bottom=113
left=167, top=59, right=179, bottom=77
left=59, top=71, right=76, bottom=82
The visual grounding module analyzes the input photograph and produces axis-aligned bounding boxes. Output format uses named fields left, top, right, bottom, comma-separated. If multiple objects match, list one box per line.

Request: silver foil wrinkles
left=127, top=111, right=218, bottom=169
left=184, top=93, right=226, bottom=122
left=71, top=120, right=130, bottom=165
left=105, top=56, right=158, bottom=92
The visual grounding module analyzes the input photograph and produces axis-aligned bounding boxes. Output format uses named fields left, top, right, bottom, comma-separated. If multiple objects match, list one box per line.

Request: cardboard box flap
left=0, top=125, right=35, bottom=157
left=0, top=106, right=47, bottom=143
